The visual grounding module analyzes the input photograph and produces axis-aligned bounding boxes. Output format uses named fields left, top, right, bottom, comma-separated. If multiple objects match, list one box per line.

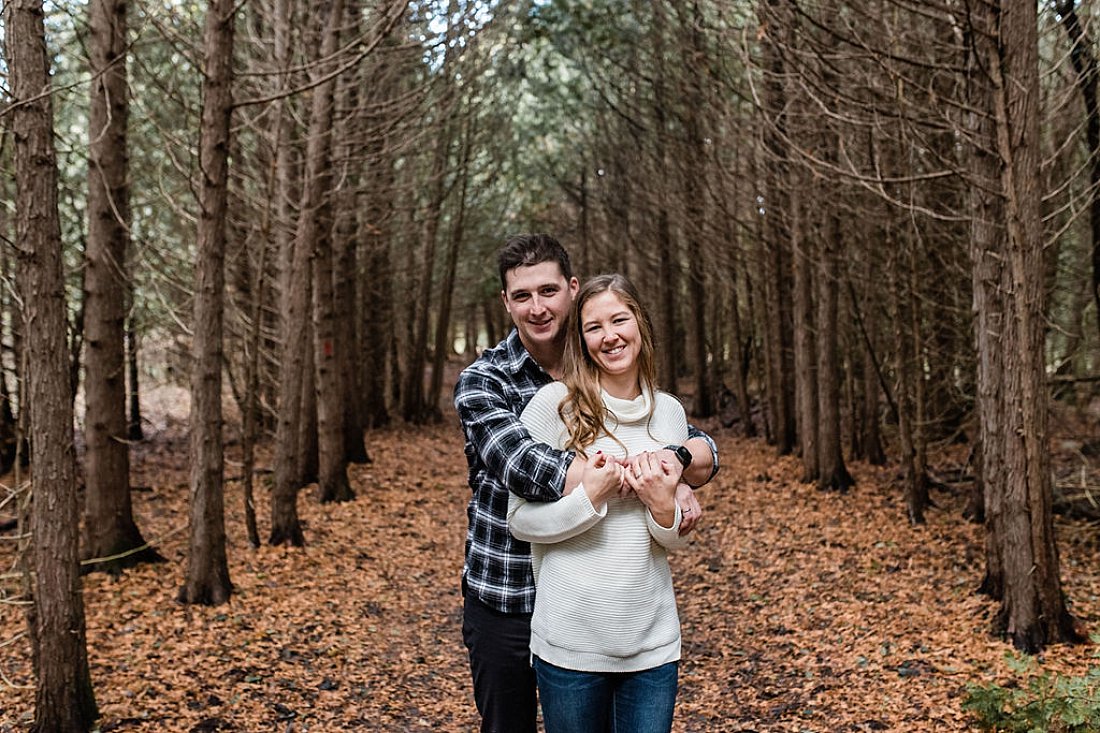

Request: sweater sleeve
left=646, top=505, right=690, bottom=551
left=646, top=393, right=692, bottom=550
left=509, top=383, right=608, bottom=542
left=508, top=487, right=607, bottom=543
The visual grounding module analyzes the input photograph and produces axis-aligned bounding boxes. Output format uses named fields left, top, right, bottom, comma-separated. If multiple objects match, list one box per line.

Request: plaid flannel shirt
left=454, top=329, right=720, bottom=615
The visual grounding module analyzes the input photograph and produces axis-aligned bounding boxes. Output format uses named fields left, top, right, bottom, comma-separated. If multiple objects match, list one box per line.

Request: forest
left=3, top=0, right=1100, bottom=730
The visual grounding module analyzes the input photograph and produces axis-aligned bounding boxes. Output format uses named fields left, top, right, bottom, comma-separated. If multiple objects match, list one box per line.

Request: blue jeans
left=533, top=656, right=678, bottom=733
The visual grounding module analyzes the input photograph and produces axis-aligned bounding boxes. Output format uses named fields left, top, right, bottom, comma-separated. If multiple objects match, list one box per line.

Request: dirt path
left=1, top=420, right=1097, bottom=731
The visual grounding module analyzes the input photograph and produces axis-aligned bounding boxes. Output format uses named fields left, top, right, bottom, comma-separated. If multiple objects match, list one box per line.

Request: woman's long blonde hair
left=559, top=274, right=658, bottom=457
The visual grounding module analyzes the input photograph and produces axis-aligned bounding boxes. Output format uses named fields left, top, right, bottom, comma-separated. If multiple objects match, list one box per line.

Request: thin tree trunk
left=815, top=211, right=853, bottom=493
left=179, top=0, right=236, bottom=606
left=759, top=0, right=796, bottom=454
left=726, top=213, right=756, bottom=438
left=428, top=111, right=473, bottom=417
left=8, top=0, right=99, bottom=725
left=82, top=0, right=161, bottom=575
left=332, top=0, right=369, bottom=464
left=681, top=0, right=713, bottom=417
left=309, top=0, right=353, bottom=505
left=892, top=238, right=923, bottom=523
left=1056, top=1, right=1100, bottom=347
left=792, top=197, right=817, bottom=481
left=126, top=317, right=143, bottom=440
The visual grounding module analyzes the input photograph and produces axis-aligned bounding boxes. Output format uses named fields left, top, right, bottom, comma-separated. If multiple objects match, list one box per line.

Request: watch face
left=671, top=445, right=692, bottom=468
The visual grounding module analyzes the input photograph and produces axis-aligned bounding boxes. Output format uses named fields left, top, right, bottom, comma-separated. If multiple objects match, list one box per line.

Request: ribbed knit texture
left=509, top=381, right=690, bottom=673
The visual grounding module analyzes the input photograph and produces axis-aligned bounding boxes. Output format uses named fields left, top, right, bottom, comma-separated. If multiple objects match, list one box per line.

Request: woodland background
left=3, top=0, right=1100, bottom=730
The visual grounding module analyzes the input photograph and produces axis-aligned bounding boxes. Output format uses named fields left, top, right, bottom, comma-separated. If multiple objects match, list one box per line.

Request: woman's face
left=580, top=290, right=641, bottom=381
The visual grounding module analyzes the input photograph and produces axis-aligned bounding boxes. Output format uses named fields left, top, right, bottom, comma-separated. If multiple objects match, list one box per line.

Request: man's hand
left=675, top=483, right=702, bottom=535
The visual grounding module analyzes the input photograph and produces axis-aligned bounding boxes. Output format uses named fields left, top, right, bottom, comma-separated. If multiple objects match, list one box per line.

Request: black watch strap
left=665, top=444, right=693, bottom=470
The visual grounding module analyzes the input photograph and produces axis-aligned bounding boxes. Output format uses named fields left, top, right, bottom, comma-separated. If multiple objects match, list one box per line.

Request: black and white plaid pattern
left=455, top=330, right=567, bottom=613
left=454, top=329, right=721, bottom=614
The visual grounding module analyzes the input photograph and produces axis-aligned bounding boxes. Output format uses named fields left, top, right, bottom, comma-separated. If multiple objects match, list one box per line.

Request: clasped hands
left=580, top=449, right=701, bottom=535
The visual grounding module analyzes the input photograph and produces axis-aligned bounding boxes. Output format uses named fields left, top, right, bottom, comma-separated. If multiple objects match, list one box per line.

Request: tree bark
left=428, top=111, right=473, bottom=418
left=971, top=0, right=1081, bottom=650
left=815, top=211, right=853, bottom=493
left=179, top=0, right=236, bottom=605
left=331, top=2, right=370, bottom=465
left=125, top=318, right=143, bottom=441
left=759, top=0, right=796, bottom=454
left=791, top=194, right=817, bottom=481
left=892, top=237, right=924, bottom=522
left=1056, top=0, right=1100, bottom=347
left=82, top=0, right=162, bottom=575
left=7, top=0, right=100, bottom=726
left=309, top=0, right=353, bottom=504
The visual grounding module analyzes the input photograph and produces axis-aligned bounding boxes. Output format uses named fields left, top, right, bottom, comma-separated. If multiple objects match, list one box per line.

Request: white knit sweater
left=509, top=381, right=690, bottom=673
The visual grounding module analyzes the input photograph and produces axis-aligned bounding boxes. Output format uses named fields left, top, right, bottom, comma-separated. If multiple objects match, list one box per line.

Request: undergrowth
left=963, top=639, right=1100, bottom=732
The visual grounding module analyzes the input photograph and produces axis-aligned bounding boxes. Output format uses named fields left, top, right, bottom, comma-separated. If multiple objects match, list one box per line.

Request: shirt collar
left=501, top=328, right=546, bottom=376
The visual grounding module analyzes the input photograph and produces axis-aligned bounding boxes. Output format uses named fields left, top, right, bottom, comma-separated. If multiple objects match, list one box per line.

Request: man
left=454, top=234, right=719, bottom=733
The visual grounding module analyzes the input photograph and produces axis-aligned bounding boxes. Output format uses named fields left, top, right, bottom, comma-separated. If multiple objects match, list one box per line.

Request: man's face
left=501, top=261, right=579, bottom=354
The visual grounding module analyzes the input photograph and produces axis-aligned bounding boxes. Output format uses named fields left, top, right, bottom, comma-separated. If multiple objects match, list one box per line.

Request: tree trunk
left=1056, top=1, right=1100, bottom=347
left=82, top=0, right=161, bottom=575
left=656, top=208, right=679, bottom=390
left=971, top=0, right=1080, bottom=651
left=815, top=212, right=853, bottom=493
left=179, top=0, right=236, bottom=606
left=125, top=318, right=143, bottom=441
left=332, top=0, right=370, bottom=465
left=428, top=112, right=473, bottom=418
left=361, top=178, right=394, bottom=428
left=852, top=254, right=886, bottom=466
left=8, top=0, right=100, bottom=726
left=726, top=212, right=756, bottom=438
left=759, top=0, right=796, bottom=454
left=401, top=74, right=457, bottom=421
left=272, top=7, right=329, bottom=541
left=792, top=196, right=817, bottom=481
left=892, top=238, right=924, bottom=523
left=680, top=0, right=713, bottom=417
left=308, top=0, right=352, bottom=505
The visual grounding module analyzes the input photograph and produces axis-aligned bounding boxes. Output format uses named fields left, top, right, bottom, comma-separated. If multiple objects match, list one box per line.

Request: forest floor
left=2, top=390, right=1100, bottom=731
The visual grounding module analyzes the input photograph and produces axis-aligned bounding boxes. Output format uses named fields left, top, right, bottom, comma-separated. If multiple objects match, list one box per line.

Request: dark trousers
left=462, top=586, right=538, bottom=733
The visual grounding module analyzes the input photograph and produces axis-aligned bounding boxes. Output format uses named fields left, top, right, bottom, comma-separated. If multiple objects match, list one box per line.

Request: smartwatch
left=664, top=444, right=693, bottom=471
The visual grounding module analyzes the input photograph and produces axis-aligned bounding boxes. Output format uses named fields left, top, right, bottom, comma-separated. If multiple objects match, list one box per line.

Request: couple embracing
left=455, top=234, right=720, bottom=733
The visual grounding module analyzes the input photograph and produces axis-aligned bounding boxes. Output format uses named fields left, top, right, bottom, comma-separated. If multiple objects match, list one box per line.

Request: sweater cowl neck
left=602, top=387, right=653, bottom=424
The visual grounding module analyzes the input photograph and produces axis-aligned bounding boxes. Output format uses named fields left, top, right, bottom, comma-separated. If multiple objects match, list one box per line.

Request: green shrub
left=963, top=647, right=1100, bottom=732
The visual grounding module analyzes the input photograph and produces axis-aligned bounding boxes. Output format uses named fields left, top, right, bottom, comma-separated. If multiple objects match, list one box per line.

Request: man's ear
left=568, top=277, right=580, bottom=297
left=500, top=288, right=510, bottom=314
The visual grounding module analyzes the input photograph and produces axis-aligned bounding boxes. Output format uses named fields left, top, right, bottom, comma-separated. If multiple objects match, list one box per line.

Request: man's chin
left=524, top=327, right=563, bottom=348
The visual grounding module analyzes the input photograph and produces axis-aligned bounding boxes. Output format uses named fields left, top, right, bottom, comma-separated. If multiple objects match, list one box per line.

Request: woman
left=508, top=273, right=691, bottom=733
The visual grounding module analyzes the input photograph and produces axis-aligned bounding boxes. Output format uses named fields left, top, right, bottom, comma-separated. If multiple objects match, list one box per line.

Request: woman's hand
left=624, top=451, right=678, bottom=528
left=580, top=451, right=625, bottom=509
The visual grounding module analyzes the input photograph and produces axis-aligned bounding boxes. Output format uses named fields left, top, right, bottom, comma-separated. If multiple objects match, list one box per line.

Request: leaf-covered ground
left=1, top=413, right=1098, bottom=731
